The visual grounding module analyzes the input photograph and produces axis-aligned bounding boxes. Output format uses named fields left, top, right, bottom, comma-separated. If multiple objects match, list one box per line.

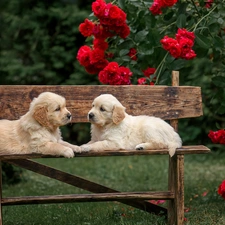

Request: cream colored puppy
left=0, top=92, right=81, bottom=158
left=81, top=94, right=182, bottom=157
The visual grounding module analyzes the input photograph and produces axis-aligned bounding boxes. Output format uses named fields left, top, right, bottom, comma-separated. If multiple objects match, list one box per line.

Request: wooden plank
left=2, top=191, right=174, bottom=206
left=168, top=71, right=184, bottom=225
left=0, top=146, right=210, bottom=160
left=0, top=163, right=2, bottom=225
left=5, top=159, right=167, bottom=216
left=0, top=85, right=202, bottom=121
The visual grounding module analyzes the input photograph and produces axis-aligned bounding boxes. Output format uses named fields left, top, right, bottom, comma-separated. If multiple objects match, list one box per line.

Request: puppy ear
left=112, top=105, right=125, bottom=124
left=33, top=106, right=50, bottom=128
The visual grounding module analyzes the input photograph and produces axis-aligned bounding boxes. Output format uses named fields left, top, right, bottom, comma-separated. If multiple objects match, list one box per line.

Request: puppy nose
left=88, top=112, right=94, bottom=119
left=67, top=113, right=72, bottom=120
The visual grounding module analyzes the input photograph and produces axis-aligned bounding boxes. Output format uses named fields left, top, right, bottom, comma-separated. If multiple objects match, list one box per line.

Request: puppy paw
left=80, top=145, right=91, bottom=152
left=135, top=144, right=144, bottom=150
left=71, top=145, right=82, bottom=153
left=63, top=147, right=75, bottom=158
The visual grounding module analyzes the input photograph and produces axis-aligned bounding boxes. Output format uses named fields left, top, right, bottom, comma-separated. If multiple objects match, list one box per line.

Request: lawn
left=2, top=151, right=225, bottom=225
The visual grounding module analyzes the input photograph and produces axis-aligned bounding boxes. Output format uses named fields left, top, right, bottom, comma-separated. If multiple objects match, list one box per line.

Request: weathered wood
left=0, top=85, right=202, bottom=121
left=0, top=162, right=2, bottom=225
left=0, top=145, right=210, bottom=160
left=6, top=159, right=167, bottom=215
left=2, top=191, right=174, bottom=206
left=168, top=71, right=185, bottom=225
left=0, top=72, right=210, bottom=224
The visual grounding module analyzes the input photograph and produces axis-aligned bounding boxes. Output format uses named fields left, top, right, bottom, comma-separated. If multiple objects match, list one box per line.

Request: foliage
left=77, top=0, right=225, bottom=147
left=0, top=0, right=94, bottom=85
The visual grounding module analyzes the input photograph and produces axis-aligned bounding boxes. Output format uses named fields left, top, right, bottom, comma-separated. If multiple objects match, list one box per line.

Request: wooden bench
left=0, top=71, right=210, bottom=225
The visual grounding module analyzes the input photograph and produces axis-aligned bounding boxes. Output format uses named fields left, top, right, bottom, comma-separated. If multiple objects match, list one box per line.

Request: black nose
left=89, top=112, right=94, bottom=119
left=67, top=113, right=72, bottom=119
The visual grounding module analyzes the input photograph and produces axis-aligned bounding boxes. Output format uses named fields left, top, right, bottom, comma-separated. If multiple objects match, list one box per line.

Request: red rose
left=93, top=38, right=108, bottom=51
left=205, top=0, right=213, bottom=8
left=77, top=45, right=91, bottom=67
left=182, top=49, right=196, bottom=60
left=98, top=62, right=132, bottom=85
left=168, top=42, right=181, bottom=58
left=143, top=67, right=156, bottom=77
left=176, top=28, right=195, bottom=42
left=160, top=36, right=178, bottom=51
left=161, top=0, right=177, bottom=7
left=218, top=180, right=225, bottom=200
left=93, top=24, right=113, bottom=39
left=118, top=66, right=132, bottom=84
left=149, top=1, right=163, bottom=15
left=89, top=48, right=105, bottom=64
left=128, top=48, right=137, bottom=61
left=79, top=19, right=94, bottom=37
left=208, top=130, right=225, bottom=144
left=92, top=0, right=106, bottom=18
left=108, top=5, right=121, bottom=19
left=138, top=78, right=147, bottom=85
left=117, top=23, right=130, bottom=39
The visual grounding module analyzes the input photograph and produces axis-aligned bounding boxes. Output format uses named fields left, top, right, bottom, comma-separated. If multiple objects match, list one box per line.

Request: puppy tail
left=168, top=140, right=182, bottom=157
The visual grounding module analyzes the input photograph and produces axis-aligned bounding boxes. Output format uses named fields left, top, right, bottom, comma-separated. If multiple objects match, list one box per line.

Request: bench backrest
left=0, top=85, right=202, bottom=122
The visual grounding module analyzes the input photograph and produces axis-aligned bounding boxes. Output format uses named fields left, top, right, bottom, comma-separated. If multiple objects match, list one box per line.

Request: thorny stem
left=155, top=52, right=169, bottom=85
left=192, top=5, right=217, bottom=32
left=190, top=0, right=201, bottom=18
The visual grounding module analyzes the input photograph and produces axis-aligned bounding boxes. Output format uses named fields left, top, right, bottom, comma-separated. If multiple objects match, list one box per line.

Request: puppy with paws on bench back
left=81, top=94, right=182, bottom=157
left=0, top=92, right=81, bottom=158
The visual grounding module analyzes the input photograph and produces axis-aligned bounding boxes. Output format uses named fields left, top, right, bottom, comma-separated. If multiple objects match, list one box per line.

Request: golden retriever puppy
left=0, top=92, right=81, bottom=158
left=81, top=94, right=182, bottom=157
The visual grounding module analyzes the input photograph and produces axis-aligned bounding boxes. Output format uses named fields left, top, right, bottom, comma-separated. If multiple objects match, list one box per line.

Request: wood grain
left=2, top=191, right=174, bottom=206
left=0, top=85, right=203, bottom=121
left=0, top=145, right=210, bottom=159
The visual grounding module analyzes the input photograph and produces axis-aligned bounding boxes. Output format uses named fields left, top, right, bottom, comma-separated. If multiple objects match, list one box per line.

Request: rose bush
left=77, top=0, right=224, bottom=87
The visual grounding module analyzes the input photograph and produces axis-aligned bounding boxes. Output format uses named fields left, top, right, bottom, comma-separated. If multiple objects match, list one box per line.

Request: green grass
left=2, top=151, right=225, bottom=225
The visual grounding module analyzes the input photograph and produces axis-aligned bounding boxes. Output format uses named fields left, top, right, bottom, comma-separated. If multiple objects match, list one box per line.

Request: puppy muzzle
left=88, top=112, right=95, bottom=122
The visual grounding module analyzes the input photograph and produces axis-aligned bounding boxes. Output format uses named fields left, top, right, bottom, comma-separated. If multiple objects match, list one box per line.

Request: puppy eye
left=100, top=106, right=105, bottom=112
left=55, top=106, right=61, bottom=111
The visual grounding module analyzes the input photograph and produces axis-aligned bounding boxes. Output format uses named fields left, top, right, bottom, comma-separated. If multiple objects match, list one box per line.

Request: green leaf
left=134, top=30, right=149, bottom=42
left=212, top=76, right=225, bottom=87
left=176, top=14, right=186, bottom=28
left=119, top=49, right=129, bottom=57
left=195, top=32, right=211, bottom=49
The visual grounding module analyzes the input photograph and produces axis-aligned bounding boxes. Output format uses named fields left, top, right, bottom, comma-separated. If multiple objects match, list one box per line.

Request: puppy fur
left=81, top=94, right=182, bottom=157
left=0, top=92, right=80, bottom=158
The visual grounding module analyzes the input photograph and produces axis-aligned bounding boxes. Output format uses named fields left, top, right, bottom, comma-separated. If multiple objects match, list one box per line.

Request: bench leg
left=168, top=155, right=184, bottom=225
left=0, top=162, right=3, bottom=225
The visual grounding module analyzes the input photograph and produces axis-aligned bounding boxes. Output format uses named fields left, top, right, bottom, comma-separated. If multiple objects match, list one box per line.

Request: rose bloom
left=143, top=67, right=156, bottom=77
left=116, top=23, right=130, bottom=39
left=77, top=45, right=91, bottom=67
left=128, top=48, right=137, bottom=61
left=92, top=0, right=106, bottom=18
left=93, top=24, right=113, bottom=39
left=118, top=66, right=132, bottom=84
left=79, top=19, right=94, bottom=37
left=168, top=43, right=181, bottom=58
left=138, top=78, right=147, bottom=85
left=93, top=38, right=108, bottom=51
left=149, top=1, right=163, bottom=15
left=208, top=130, right=225, bottom=144
left=176, top=28, right=195, bottom=42
left=89, top=48, right=105, bottom=64
left=218, top=180, right=225, bottom=200
left=160, top=36, right=178, bottom=51
left=108, top=4, right=121, bottom=19
left=161, top=0, right=177, bottom=7
left=182, top=49, right=196, bottom=60
left=205, top=0, right=213, bottom=8
left=98, top=62, right=132, bottom=85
